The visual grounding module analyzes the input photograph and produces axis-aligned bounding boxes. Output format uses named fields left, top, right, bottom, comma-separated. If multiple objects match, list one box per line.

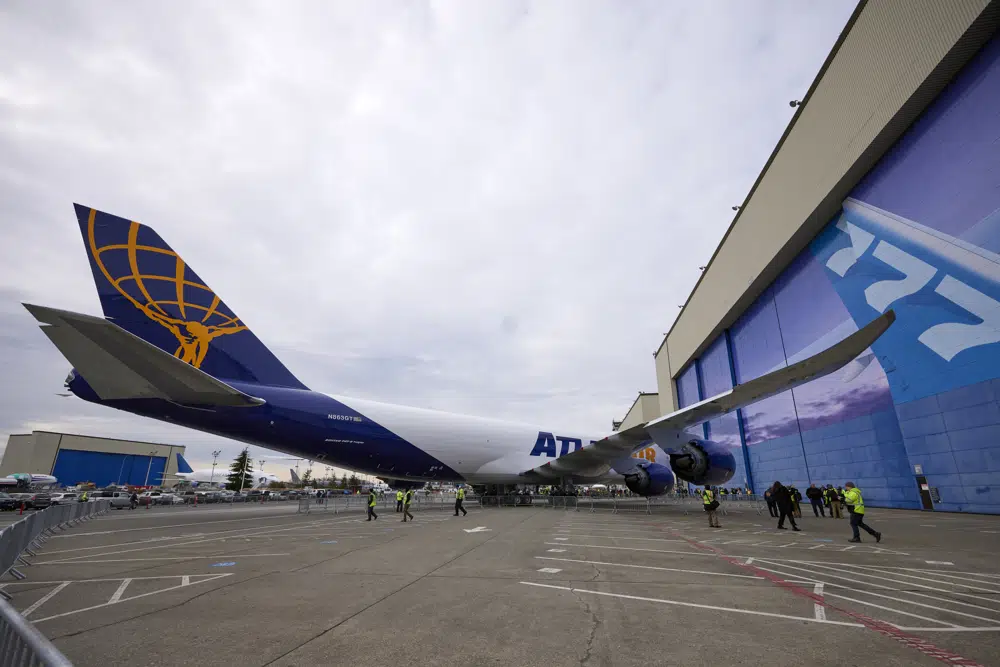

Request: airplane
left=162, top=468, right=281, bottom=489
left=22, top=205, right=897, bottom=497
left=0, top=473, right=59, bottom=490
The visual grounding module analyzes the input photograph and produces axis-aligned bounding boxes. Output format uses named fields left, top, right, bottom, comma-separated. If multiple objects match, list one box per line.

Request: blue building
left=641, top=6, right=1000, bottom=513
left=0, top=431, right=194, bottom=488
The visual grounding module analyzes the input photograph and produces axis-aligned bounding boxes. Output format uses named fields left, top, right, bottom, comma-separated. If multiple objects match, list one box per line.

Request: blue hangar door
left=51, top=450, right=168, bottom=487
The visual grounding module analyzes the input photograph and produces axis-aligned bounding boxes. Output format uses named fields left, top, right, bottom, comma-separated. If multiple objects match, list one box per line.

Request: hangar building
left=622, top=0, right=1000, bottom=513
left=0, top=431, right=193, bottom=488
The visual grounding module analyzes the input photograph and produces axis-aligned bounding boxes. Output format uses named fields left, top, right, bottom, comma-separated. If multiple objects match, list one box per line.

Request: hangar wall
left=655, top=0, right=998, bottom=418
left=0, top=431, right=188, bottom=488
left=673, top=32, right=1000, bottom=513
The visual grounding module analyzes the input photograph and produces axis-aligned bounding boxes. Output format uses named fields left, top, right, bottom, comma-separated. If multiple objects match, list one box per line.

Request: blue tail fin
left=74, top=204, right=308, bottom=390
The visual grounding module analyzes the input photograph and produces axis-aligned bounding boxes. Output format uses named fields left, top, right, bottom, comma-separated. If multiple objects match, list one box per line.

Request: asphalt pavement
left=3, top=499, right=999, bottom=667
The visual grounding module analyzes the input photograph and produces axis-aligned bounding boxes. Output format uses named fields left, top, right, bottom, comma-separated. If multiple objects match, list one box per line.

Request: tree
left=347, top=473, right=360, bottom=492
left=339, top=473, right=348, bottom=489
left=226, top=449, right=254, bottom=491
left=300, top=469, right=313, bottom=487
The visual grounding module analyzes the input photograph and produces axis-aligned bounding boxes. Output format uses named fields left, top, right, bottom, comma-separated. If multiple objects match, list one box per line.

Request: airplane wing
left=23, top=304, right=265, bottom=408
left=522, top=310, right=896, bottom=480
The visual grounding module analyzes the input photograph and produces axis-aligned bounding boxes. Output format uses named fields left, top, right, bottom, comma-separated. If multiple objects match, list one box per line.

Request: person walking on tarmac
left=843, top=482, right=881, bottom=543
left=771, top=481, right=800, bottom=531
left=806, top=484, right=826, bottom=517
left=402, top=488, right=415, bottom=522
left=454, top=485, right=468, bottom=517
left=395, top=489, right=403, bottom=512
left=701, top=487, right=721, bottom=528
left=129, top=491, right=139, bottom=510
left=367, top=487, right=379, bottom=521
left=825, top=485, right=842, bottom=519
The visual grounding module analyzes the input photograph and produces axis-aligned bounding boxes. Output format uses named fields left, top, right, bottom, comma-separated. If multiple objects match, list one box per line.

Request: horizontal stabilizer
left=24, top=303, right=266, bottom=408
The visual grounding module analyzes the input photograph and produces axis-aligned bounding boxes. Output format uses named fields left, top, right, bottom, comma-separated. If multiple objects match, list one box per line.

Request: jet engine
left=667, top=438, right=737, bottom=487
left=623, top=463, right=675, bottom=496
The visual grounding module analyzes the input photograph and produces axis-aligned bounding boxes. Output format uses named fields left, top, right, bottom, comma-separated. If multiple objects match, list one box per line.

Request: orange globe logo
left=85, top=208, right=247, bottom=368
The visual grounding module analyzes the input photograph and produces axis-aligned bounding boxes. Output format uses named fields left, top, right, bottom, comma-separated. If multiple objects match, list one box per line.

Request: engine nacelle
left=623, top=463, right=675, bottom=497
left=667, top=438, right=736, bottom=487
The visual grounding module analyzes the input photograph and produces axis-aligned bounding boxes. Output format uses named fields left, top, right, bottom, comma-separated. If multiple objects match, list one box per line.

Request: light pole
left=117, top=455, right=132, bottom=485
left=209, top=450, right=222, bottom=487
left=144, top=450, right=157, bottom=487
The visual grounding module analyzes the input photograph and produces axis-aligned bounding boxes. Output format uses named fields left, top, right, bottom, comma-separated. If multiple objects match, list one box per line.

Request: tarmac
left=3, top=499, right=1000, bottom=667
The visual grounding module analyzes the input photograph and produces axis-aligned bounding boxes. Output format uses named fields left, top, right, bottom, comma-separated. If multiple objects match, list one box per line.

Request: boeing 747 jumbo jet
left=23, top=205, right=896, bottom=495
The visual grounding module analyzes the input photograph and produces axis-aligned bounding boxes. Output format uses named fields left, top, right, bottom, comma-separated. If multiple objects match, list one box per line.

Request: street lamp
left=144, top=450, right=158, bottom=487
left=209, top=450, right=222, bottom=486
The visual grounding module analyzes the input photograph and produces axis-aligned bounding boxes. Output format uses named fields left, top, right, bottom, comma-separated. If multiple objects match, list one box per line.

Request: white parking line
left=519, top=582, right=864, bottom=627
left=32, top=574, right=234, bottom=624
left=754, top=560, right=1000, bottom=624
left=109, top=579, right=132, bottom=604
left=555, top=534, right=689, bottom=545
left=21, top=582, right=70, bottom=618
left=836, top=563, right=1000, bottom=597
left=535, top=556, right=762, bottom=579
left=813, top=583, right=826, bottom=621
left=33, top=553, right=290, bottom=564
left=544, top=542, right=715, bottom=557
left=49, top=512, right=302, bottom=537
left=46, top=516, right=360, bottom=561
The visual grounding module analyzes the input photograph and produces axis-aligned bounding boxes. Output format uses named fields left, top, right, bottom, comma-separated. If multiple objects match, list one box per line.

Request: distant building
left=0, top=431, right=193, bottom=487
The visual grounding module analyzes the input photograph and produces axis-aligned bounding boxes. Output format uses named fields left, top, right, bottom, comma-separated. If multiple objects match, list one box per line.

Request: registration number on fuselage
left=327, top=414, right=363, bottom=422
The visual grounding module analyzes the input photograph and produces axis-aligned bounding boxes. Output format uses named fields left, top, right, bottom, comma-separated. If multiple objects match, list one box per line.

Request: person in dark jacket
left=806, top=484, right=826, bottom=517
left=763, top=489, right=778, bottom=518
left=771, top=481, right=800, bottom=531
left=825, top=485, right=842, bottom=519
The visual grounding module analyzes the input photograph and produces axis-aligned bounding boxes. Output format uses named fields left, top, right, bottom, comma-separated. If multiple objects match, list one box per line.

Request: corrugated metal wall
left=51, top=450, right=167, bottom=487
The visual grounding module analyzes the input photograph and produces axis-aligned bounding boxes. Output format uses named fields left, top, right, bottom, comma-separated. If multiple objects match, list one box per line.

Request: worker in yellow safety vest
left=396, top=490, right=403, bottom=512
left=702, top=487, right=721, bottom=528
left=454, top=486, right=468, bottom=517
left=843, top=482, right=881, bottom=543
left=402, top=489, right=415, bottom=522
left=367, top=487, right=378, bottom=522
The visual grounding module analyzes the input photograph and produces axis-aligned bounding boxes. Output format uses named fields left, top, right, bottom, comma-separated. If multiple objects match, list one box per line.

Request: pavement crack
left=571, top=587, right=601, bottom=667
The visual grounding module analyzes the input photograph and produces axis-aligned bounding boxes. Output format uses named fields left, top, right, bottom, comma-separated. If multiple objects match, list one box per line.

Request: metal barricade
left=1, top=500, right=111, bottom=592
left=0, top=499, right=111, bottom=667
left=0, top=595, right=73, bottom=667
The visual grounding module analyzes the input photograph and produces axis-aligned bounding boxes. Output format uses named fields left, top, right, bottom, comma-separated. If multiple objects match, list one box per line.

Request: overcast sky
left=0, top=1, right=857, bottom=479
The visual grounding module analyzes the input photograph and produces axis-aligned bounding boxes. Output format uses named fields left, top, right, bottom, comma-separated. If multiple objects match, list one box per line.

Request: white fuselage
left=325, top=394, right=649, bottom=484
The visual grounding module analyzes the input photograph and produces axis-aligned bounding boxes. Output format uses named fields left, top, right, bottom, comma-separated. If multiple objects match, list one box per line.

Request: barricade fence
left=1, top=500, right=111, bottom=595
left=0, top=499, right=111, bottom=667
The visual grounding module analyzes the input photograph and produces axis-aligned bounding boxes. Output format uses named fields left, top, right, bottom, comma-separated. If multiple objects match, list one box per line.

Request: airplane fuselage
left=67, top=373, right=636, bottom=485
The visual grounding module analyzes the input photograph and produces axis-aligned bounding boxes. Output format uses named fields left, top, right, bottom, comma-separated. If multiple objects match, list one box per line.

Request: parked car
left=29, top=493, right=52, bottom=509
left=0, top=492, right=18, bottom=511
left=108, top=491, right=134, bottom=509
left=49, top=492, right=79, bottom=505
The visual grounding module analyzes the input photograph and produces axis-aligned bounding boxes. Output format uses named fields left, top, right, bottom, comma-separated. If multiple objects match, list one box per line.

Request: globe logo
left=85, top=210, right=247, bottom=369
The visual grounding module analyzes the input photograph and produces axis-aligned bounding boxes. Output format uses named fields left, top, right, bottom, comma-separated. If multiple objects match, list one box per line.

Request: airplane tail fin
left=73, top=204, right=307, bottom=389
left=290, top=469, right=301, bottom=484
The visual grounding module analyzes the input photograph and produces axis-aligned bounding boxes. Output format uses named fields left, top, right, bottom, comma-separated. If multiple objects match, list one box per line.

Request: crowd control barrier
left=0, top=499, right=110, bottom=666
left=0, top=595, right=74, bottom=667
left=0, top=500, right=111, bottom=597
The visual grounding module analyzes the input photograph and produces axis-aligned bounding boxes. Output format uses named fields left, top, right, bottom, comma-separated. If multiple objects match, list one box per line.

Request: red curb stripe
left=667, top=530, right=984, bottom=666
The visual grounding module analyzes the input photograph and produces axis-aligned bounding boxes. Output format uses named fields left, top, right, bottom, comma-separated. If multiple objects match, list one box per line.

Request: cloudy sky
left=0, top=1, right=857, bottom=478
